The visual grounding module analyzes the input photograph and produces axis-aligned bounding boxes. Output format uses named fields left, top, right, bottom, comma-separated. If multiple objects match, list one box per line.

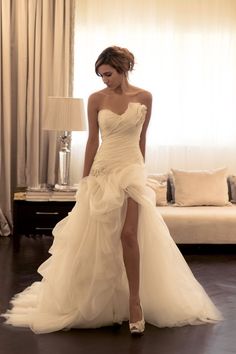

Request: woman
left=83, top=46, right=152, bottom=335
left=2, top=46, right=222, bottom=335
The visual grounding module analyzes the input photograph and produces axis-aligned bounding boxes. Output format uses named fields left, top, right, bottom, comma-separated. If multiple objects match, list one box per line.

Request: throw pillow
left=146, top=176, right=168, bottom=206
left=168, top=172, right=175, bottom=203
left=228, top=175, right=236, bottom=203
left=148, top=173, right=168, bottom=184
left=171, top=167, right=229, bottom=206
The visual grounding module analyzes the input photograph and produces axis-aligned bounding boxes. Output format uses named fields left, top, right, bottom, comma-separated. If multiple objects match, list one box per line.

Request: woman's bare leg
left=121, top=198, right=142, bottom=323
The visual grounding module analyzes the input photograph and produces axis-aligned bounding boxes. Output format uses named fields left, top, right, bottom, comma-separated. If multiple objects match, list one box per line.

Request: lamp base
left=58, top=131, right=71, bottom=186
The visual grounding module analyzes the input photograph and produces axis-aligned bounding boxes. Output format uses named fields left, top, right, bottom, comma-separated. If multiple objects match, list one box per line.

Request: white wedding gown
left=3, top=102, right=222, bottom=333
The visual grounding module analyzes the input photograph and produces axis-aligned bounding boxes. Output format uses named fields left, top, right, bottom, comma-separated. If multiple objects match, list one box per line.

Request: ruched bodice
left=2, top=101, right=222, bottom=334
left=91, top=102, right=147, bottom=175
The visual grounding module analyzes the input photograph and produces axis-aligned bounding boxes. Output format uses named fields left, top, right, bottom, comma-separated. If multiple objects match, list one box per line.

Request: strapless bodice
left=91, top=102, right=147, bottom=175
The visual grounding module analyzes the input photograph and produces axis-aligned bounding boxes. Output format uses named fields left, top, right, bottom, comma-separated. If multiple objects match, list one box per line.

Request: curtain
left=71, top=0, right=236, bottom=184
left=0, top=0, right=74, bottom=235
left=0, top=1, right=11, bottom=236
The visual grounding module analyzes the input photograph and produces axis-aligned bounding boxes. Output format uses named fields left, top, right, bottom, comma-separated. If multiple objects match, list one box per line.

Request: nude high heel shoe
left=129, top=305, right=145, bottom=336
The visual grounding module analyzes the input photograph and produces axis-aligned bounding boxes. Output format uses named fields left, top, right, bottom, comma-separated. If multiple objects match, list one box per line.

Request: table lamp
left=43, top=96, right=86, bottom=188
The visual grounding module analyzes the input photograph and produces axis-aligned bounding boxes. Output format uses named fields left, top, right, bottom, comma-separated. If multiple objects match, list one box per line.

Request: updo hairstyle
left=95, top=46, right=135, bottom=77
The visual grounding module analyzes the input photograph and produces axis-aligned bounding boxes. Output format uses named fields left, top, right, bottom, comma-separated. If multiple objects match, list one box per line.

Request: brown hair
left=95, top=46, right=135, bottom=76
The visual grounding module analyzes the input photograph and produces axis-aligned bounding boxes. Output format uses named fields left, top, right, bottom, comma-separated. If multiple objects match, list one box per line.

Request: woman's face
left=97, top=64, right=123, bottom=89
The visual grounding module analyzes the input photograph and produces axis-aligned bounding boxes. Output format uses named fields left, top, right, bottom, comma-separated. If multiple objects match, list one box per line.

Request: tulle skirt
left=2, top=164, right=222, bottom=333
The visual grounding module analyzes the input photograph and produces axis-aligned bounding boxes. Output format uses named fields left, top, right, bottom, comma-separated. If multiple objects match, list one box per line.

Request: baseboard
left=177, top=243, right=236, bottom=255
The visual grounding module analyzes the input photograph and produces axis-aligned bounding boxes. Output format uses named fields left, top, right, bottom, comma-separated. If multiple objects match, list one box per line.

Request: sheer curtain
left=71, top=0, right=236, bottom=183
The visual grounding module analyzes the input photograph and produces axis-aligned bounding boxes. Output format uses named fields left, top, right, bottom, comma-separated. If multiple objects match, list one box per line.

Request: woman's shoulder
left=130, top=85, right=152, bottom=100
left=88, top=89, right=106, bottom=101
left=133, top=87, right=152, bottom=107
left=88, top=89, right=107, bottom=109
left=139, top=89, right=152, bottom=101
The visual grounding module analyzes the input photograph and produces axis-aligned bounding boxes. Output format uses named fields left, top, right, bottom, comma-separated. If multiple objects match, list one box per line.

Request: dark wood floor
left=0, top=235, right=236, bottom=354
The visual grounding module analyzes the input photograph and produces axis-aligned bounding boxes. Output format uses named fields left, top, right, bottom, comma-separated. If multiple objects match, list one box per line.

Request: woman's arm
left=139, top=91, right=152, bottom=160
left=82, top=94, right=100, bottom=177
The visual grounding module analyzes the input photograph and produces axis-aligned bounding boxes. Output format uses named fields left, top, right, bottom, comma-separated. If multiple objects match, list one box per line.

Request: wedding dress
left=3, top=102, right=222, bottom=333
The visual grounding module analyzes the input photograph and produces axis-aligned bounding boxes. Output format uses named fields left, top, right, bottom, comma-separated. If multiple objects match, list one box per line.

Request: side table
left=13, top=199, right=75, bottom=236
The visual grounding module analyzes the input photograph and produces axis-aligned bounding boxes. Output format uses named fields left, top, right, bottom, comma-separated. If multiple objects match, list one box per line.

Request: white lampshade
left=43, top=96, right=87, bottom=131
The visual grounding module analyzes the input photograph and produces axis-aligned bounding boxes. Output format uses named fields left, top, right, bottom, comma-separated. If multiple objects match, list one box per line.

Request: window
left=72, top=0, right=236, bottom=177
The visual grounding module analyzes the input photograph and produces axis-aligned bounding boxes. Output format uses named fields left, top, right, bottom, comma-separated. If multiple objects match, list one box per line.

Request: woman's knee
left=121, top=227, right=138, bottom=248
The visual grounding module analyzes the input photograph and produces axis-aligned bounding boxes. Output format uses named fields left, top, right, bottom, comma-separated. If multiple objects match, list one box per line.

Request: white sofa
left=157, top=205, right=236, bottom=244
left=147, top=168, right=236, bottom=244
